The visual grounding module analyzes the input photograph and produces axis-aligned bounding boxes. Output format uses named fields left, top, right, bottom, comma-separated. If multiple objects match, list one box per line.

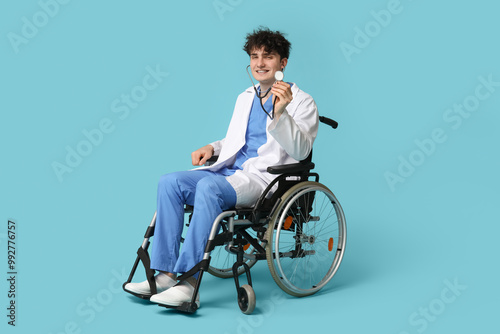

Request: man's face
left=250, top=47, right=287, bottom=87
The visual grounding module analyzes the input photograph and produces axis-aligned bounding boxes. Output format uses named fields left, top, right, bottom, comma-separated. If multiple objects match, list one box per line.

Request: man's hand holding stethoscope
left=270, top=78, right=293, bottom=119
left=246, top=67, right=293, bottom=120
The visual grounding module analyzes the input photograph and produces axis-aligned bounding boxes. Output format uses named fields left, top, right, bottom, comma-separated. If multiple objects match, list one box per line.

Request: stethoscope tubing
left=246, top=65, right=278, bottom=120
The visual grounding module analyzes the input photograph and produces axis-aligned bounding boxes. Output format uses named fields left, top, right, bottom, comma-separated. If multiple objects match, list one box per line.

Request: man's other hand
left=191, top=144, right=214, bottom=166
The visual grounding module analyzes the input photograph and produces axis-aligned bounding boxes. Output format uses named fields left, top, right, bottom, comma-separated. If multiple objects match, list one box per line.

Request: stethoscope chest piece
left=274, top=71, right=284, bottom=81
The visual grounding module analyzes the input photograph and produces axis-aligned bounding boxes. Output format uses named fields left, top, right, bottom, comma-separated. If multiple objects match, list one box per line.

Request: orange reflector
left=284, top=216, right=293, bottom=230
left=243, top=243, right=250, bottom=251
left=328, top=238, right=334, bottom=251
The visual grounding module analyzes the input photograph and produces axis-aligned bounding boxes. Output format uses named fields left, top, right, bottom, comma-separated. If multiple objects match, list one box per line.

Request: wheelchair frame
left=123, top=116, right=346, bottom=314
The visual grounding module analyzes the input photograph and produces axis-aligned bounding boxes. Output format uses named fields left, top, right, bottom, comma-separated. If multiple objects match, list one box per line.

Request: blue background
left=1, top=0, right=499, bottom=333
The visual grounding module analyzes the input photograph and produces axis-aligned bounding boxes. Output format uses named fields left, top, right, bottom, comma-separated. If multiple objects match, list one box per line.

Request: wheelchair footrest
left=158, top=301, right=198, bottom=313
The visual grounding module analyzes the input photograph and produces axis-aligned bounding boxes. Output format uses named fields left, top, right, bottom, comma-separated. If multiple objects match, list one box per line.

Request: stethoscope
left=246, top=65, right=285, bottom=120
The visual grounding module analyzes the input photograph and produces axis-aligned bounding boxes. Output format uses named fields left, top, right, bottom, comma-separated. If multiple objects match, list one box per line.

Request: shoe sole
left=123, top=288, right=153, bottom=300
left=155, top=300, right=200, bottom=308
left=123, top=283, right=154, bottom=300
left=123, top=282, right=175, bottom=300
left=150, top=293, right=200, bottom=308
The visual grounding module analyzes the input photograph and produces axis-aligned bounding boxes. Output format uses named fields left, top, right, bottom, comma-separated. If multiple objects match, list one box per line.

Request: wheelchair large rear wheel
left=265, top=181, right=346, bottom=297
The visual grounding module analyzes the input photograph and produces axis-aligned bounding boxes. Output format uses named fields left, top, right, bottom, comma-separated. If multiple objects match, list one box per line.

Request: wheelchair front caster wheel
left=238, top=284, right=256, bottom=314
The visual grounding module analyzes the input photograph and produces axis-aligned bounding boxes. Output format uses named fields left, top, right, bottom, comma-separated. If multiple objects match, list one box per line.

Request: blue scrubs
left=150, top=91, right=273, bottom=276
left=217, top=87, right=271, bottom=175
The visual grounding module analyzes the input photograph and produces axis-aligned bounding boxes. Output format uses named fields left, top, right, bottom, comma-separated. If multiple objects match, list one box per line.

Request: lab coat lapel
left=216, top=88, right=254, bottom=163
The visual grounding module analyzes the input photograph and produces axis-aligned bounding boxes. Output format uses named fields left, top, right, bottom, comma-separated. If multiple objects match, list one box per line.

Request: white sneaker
left=124, top=274, right=176, bottom=298
left=150, top=281, right=200, bottom=307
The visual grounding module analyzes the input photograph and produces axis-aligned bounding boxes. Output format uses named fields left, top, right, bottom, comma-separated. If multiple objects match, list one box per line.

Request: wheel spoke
left=267, top=183, right=346, bottom=296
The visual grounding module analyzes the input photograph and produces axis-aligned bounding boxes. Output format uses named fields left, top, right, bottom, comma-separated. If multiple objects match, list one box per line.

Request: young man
left=124, top=27, right=319, bottom=308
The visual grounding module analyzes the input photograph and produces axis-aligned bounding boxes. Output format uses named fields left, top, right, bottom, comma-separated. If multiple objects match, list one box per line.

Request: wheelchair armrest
left=267, top=162, right=315, bottom=175
left=204, top=155, right=218, bottom=166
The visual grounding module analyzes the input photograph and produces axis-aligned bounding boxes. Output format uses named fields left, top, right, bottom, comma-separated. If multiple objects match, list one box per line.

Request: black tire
left=238, top=284, right=256, bottom=314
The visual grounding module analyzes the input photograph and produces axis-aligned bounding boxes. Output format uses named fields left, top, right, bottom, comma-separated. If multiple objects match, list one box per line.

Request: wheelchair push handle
left=319, top=116, right=338, bottom=129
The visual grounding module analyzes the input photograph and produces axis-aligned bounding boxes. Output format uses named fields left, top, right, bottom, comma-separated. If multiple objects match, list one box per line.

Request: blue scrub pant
left=150, top=170, right=237, bottom=277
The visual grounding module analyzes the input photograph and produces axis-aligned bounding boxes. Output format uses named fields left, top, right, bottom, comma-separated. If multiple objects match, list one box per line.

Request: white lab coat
left=199, top=83, right=319, bottom=208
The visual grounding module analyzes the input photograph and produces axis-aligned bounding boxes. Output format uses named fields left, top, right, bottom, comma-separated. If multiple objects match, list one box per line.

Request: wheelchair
left=123, top=116, right=347, bottom=314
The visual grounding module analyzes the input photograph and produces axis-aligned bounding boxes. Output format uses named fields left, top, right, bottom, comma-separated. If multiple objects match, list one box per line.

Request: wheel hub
left=298, top=234, right=315, bottom=244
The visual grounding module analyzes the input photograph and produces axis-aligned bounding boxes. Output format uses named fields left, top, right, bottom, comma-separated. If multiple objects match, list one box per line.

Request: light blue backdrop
left=1, top=0, right=499, bottom=333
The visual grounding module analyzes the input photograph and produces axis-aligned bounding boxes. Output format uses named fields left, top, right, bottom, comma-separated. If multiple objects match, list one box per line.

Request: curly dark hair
left=243, top=26, right=291, bottom=60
